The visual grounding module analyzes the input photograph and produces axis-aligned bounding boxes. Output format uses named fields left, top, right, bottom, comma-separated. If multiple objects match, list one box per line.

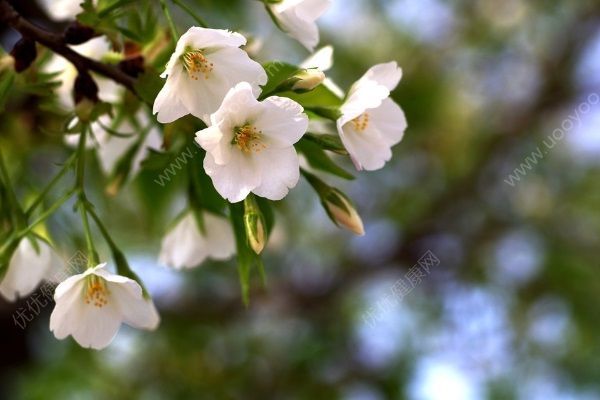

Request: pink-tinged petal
left=203, top=151, right=260, bottom=203
left=252, top=147, right=300, bottom=200
left=254, top=96, right=308, bottom=148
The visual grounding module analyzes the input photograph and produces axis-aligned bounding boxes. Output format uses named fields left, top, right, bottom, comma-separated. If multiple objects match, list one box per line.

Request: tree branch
left=0, top=0, right=137, bottom=94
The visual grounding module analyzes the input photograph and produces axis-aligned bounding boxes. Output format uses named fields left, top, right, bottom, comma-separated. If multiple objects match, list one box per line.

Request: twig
left=0, top=0, right=137, bottom=94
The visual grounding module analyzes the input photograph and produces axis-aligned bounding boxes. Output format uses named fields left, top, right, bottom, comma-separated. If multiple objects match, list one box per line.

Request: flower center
left=84, top=276, right=109, bottom=308
left=351, top=113, right=370, bottom=132
left=181, top=49, right=214, bottom=81
left=232, top=124, right=266, bottom=153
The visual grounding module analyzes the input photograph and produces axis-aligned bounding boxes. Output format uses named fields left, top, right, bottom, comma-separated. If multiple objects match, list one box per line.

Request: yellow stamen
left=181, top=49, right=214, bottom=80
left=84, top=276, right=109, bottom=308
left=351, top=113, right=370, bottom=132
left=232, top=125, right=266, bottom=153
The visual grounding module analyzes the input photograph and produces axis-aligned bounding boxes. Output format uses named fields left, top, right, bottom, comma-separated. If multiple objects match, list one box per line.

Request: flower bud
left=243, top=196, right=267, bottom=255
left=274, top=68, right=326, bottom=94
left=323, top=189, right=365, bottom=236
left=10, top=38, right=37, bottom=73
left=291, top=69, right=325, bottom=92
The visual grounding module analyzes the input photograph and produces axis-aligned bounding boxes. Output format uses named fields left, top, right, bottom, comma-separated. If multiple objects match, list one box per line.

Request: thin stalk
left=172, top=0, right=208, bottom=27
left=17, top=188, right=76, bottom=238
left=160, top=0, right=179, bottom=42
left=25, top=152, right=76, bottom=216
left=75, top=125, right=99, bottom=267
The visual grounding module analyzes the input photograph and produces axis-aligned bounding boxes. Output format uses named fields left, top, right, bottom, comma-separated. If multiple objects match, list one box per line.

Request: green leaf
left=261, top=61, right=299, bottom=95
left=296, top=138, right=355, bottom=180
left=98, top=0, right=138, bottom=18
left=304, top=133, right=348, bottom=155
left=284, top=84, right=343, bottom=108
left=140, top=148, right=173, bottom=171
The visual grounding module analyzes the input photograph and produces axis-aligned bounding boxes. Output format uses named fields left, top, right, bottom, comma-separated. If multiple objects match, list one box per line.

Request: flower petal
left=341, top=80, right=390, bottom=125
left=181, top=27, right=246, bottom=50
left=203, top=213, right=236, bottom=260
left=207, top=47, right=267, bottom=96
left=159, top=212, right=210, bottom=269
left=0, top=238, right=57, bottom=301
left=252, top=146, right=300, bottom=200
left=271, top=0, right=332, bottom=51
left=195, top=125, right=231, bottom=165
left=153, top=67, right=190, bottom=123
left=356, top=62, right=403, bottom=92
left=203, top=151, right=260, bottom=203
left=254, top=96, right=308, bottom=148
left=337, top=118, right=391, bottom=171
left=50, top=278, right=123, bottom=350
left=369, top=98, right=407, bottom=147
left=109, top=281, right=160, bottom=330
left=50, top=279, right=86, bottom=339
left=300, top=45, right=334, bottom=71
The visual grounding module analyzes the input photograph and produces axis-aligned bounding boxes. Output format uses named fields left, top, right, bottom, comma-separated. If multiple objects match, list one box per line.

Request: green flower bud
left=322, top=188, right=365, bottom=236
left=243, top=196, right=267, bottom=255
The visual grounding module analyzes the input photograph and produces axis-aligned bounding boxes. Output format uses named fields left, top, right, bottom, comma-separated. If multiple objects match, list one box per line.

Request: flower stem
left=171, top=0, right=208, bottom=28
left=160, top=0, right=179, bottom=42
left=17, top=188, right=77, bottom=238
left=75, top=125, right=99, bottom=267
left=25, top=152, right=76, bottom=217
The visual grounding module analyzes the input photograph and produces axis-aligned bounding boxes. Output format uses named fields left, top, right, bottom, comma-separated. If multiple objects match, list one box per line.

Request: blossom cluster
left=0, top=0, right=407, bottom=350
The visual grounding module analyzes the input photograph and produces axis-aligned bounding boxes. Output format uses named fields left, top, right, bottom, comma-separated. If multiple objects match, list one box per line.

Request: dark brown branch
left=0, top=0, right=136, bottom=94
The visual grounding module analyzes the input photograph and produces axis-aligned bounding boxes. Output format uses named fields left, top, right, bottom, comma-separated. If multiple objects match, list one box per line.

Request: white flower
left=0, top=237, right=60, bottom=301
left=337, top=62, right=407, bottom=171
left=268, top=0, right=332, bottom=52
left=50, top=263, right=160, bottom=350
left=153, top=27, right=267, bottom=124
left=37, top=0, right=93, bottom=21
left=44, top=37, right=121, bottom=108
left=159, top=211, right=236, bottom=269
left=195, top=82, right=308, bottom=203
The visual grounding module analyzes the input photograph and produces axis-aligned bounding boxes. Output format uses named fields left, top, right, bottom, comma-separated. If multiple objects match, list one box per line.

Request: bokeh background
left=1, top=0, right=600, bottom=399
